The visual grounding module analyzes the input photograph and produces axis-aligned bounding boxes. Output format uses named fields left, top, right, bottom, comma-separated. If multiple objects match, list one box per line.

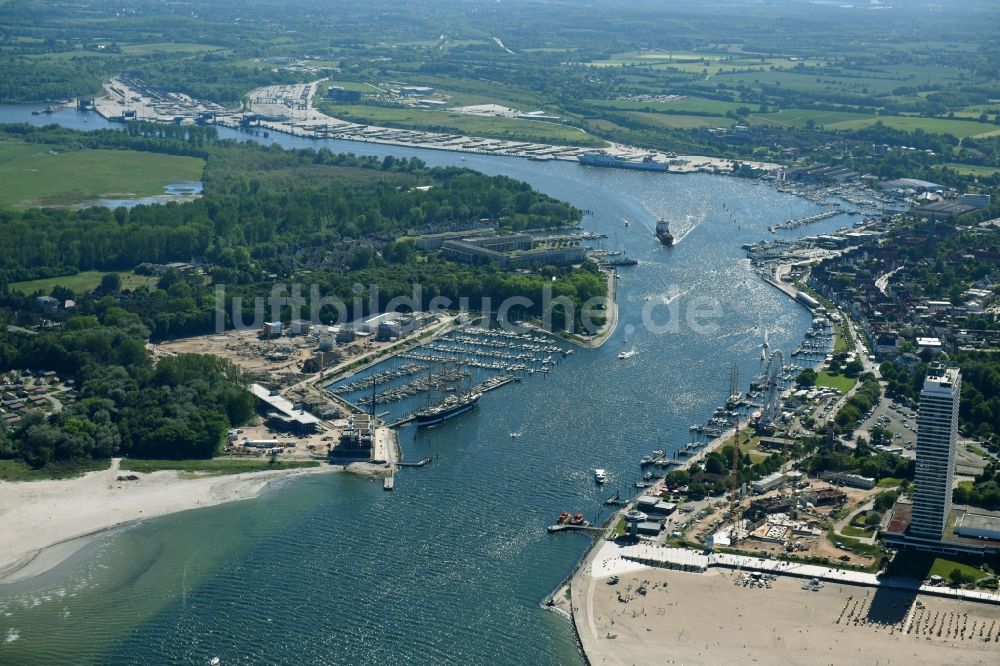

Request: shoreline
left=0, top=458, right=341, bottom=585
left=86, top=77, right=782, bottom=175
left=573, top=558, right=1000, bottom=666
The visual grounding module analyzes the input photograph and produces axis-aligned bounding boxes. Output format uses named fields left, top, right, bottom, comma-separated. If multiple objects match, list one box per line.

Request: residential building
left=909, top=368, right=961, bottom=541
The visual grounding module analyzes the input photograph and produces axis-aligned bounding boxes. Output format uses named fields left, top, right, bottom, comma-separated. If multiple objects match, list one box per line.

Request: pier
left=383, top=374, right=522, bottom=428
left=547, top=524, right=603, bottom=535
left=772, top=209, right=843, bottom=231
left=398, top=457, right=432, bottom=468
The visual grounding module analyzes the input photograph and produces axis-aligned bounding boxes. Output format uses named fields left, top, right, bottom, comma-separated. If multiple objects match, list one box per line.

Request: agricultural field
left=119, top=42, right=226, bottom=55
left=581, top=51, right=829, bottom=76
left=824, top=115, right=1000, bottom=139
left=0, top=141, right=205, bottom=207
left=584, top=97, right=749, bottom=116
left=935, top=163, right=1000, bottom=177
left=750, top=108, right=878, bottom=129
left=621, top=111, right=724, bottom=130
left=8, top=270, right=158, bottom=296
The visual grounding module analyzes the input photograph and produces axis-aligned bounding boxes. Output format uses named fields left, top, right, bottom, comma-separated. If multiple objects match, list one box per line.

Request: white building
left=910, top=368, right=961, bottom=541
left=751, top=472, right=785, bottom=494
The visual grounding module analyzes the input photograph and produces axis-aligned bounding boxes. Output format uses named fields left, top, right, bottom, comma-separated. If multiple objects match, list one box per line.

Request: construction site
left=150, top=312, right=456, bottom=471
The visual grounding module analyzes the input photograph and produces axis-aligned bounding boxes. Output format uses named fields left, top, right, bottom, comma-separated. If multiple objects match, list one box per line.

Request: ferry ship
left=414, top=392, right=481, bottom=427
left=655, top=219, right=675, bottom=246
left=578, top=152, right=668, bottom=172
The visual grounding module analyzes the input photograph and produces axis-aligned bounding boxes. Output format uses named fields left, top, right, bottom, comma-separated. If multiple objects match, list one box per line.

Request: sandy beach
left=0, top=459, right=338, bottom=584
left=571, top=547, right=1000, bottom=666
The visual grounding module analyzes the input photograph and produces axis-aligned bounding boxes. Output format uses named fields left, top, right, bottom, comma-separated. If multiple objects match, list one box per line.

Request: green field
left=9, top=270, right=158, bottom=296
left=817, top=371, right=857, bottom=393
left=833, top=327, right=851, bottom=354
left=711, top=69, right=903, bottom=95
left=119, top=42, right=225, bottom=55
left=754, top=108, right=878, bottom=128
left=886, top=551, right=993, bottom=582
left=936, top=162, right=1000, bottom=177
left=624, top=111, right=724, bottom=129
left=0, top=458, right=111, bottom=481
left=585, top=96, right=748, bottom=115
left=825, top=115, right=1000, bottom=139
left=0, top=141, right=206, bottom=207
left=119, top=458, right=321, bottom=476
left=317, top=103, right=606, bottom=146
left=322, top=80, right=385, bottom=93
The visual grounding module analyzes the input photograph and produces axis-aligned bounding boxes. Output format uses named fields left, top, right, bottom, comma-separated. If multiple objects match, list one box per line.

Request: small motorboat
left=595, top=468, right=607, bottom=484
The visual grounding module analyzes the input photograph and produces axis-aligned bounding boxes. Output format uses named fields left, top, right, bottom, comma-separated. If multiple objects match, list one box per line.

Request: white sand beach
left=572, top=547, right=1000, bottom=666
left=0, top=459, right=337, bottom=584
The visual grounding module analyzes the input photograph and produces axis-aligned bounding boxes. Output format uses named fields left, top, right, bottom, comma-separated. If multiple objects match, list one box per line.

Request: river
left=0, top=104, right=859, bottom=665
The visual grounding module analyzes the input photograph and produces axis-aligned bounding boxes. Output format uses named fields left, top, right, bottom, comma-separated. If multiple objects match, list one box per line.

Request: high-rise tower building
left=909, top=367, right=961, bottom=541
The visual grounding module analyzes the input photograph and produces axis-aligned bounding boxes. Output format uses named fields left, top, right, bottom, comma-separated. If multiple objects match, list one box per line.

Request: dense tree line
left=0, top=126, right=580, bottom=282
left=0, top=312, right=254, bottom=467
left=881, top=354, right=1000, bottom=446
left=954, top=462, right=1000, bottom=510
left=832, top=376, right=881, bottom=433
left=804, top=436, right=914, bottom=481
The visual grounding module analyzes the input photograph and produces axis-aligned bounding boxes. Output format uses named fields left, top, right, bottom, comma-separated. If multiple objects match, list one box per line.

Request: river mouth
left=0, top=103, right=880, bottom=665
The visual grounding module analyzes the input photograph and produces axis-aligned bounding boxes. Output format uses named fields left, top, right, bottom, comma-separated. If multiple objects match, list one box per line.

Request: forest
left=0, top=124, right=599, bottom=340
left=0, top=124, right=578, bottom=282
left=0, top=123, right=603, bottom=468
left=0, top=309, right=254, bottom=466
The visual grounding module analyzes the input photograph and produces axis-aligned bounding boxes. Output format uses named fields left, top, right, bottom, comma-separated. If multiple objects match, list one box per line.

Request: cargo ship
left=578, top=152, right=668, bottom=172
left=414, top=391, right=482, bottom=427
left=655, top=219, right=675, bottom=246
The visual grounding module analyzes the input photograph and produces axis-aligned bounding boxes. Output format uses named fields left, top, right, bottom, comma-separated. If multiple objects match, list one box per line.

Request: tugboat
left=655, top=218, right=675, bottom=246
left=569, top=513, right=585, bottom=525
left=557, top=511, right=570, bottom=524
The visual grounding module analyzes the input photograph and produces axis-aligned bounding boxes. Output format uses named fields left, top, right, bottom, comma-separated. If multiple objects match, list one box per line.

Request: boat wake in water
left=671, top=215, right=701, bottom=244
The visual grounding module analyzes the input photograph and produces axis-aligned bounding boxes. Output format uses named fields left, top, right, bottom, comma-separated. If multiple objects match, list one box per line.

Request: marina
left=328, top=325, right=570, bottom=428
left=0, top=102, right=853, bottom=666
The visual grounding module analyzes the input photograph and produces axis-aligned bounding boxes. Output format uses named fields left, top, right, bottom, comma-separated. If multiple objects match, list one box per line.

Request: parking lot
left=856, top=395, right=917, bottom=451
